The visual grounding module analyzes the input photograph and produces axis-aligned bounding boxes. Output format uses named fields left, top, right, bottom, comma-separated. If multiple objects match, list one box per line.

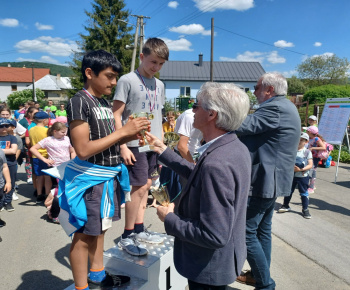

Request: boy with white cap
left=278, top=132, right=313, bottom=218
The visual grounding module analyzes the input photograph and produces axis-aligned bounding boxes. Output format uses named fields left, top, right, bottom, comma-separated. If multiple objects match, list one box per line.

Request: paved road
left=0, top=162, right=349, bottom=289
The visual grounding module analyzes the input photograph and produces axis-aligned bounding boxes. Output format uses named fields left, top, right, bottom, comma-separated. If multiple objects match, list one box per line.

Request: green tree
left=297, top=54, right=350, bottom=87
left=7, top=89, right=45, bottom=110
left=69, top=0, right=133, bottom=97
left=302, top=84, right=350, bottom=103
left=246, top=90, right=258, bottom=108
left=164, top=97, right=174, bottom=112
left=287, top=76, right=307, bottom=95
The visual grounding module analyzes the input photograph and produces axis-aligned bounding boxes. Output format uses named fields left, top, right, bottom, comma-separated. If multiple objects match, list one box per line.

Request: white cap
left=300, top=132, right=309, bottom=141
left=308, top=115, right=317, bottom=121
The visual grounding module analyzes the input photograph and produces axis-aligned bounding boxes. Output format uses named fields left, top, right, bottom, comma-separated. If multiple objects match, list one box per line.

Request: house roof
left=27, top=74, right=72, bottom=91
left=0, top=67, right=50, bottom=83
left=159, top=61, right=265, bottom=82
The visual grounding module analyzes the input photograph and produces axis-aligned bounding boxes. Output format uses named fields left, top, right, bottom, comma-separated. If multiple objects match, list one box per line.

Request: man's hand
left=145, top=132, right=167, bottom=154
left=121, top=116, right=150, bottom=138
left=120, top=146, right=136, bottom=165
left=3, top=182, right=11, bottom=194
left=156, top=203, right=175, bottom=222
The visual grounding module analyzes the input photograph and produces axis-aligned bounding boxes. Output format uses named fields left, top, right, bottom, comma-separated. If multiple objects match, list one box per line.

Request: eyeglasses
left=192, top=102, right=202, bottom=109
left=0, top=125, right=10, bottom=128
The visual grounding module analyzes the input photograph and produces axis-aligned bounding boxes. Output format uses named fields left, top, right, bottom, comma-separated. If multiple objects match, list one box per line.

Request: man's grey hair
left=197, top=82, right=250, bottom=131
left=260, top=72, right=287, bottom=95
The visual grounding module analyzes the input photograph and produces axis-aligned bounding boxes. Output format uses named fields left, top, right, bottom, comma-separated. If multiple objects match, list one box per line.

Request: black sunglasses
left=0, top=124, right=10, bottom=128
left=192, top=102, right=202, bottom=109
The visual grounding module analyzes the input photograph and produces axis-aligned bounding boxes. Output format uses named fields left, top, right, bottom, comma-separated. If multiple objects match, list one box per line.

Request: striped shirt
left=67, top=90, right=120, bottom=166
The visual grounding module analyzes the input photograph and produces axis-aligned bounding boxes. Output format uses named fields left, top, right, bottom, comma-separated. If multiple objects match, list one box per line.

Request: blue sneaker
left=118, top=234, right=148, bottom=256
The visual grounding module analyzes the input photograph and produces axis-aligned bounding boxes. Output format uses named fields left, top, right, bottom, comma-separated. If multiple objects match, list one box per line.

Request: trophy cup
left=150, top=185, right=170, bottom=206
left=164, top=132, right=180, bottom=150
left=132, top=112, right=154, bottom=153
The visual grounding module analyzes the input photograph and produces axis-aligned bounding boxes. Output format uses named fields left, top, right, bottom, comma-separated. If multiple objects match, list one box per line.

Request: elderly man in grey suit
left=145, top=82, right=251, bottom=290
left=236, top=73, right=301, bottom=290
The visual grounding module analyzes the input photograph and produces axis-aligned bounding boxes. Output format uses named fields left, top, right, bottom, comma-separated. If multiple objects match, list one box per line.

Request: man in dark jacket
left=146, top=82, right=252, bottom=289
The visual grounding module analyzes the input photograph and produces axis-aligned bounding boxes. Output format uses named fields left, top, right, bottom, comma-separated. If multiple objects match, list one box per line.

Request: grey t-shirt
left=114, top=71, right=165, bottom=147
left=0, top=149, right=7, bottom=188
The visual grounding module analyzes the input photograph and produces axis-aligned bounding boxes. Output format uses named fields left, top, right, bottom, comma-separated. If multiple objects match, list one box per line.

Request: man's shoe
left=118, top=235, right=148, bottom=256
left=302, top=209, right=312, bottom=219
left=36, top=194, right=46, bottom=204
left=88, top=272, right=130, bottom=289
left=0, top=219, right=6, bottom=227
left=236, top=271, right=256, bottom=286
left=5, top=203, right=15, bottom=212
left=135, top=227, right=164, bottom=244
left=278, top=205, right=291, bottom=213
left=12, top=191, right=19, bottom=201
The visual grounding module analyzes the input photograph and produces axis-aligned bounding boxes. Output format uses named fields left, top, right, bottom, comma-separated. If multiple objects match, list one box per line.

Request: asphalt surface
left=0, top=162, right=349, bottom=290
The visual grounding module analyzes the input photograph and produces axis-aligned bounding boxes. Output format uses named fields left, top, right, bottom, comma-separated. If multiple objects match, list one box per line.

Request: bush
left=6, top=89, right=45, bottom=109
left=330, top=148, right=350, bottom=164
left=303, top=85, right=350, bottom=103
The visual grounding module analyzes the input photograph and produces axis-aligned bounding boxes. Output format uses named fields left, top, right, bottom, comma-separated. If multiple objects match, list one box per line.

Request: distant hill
left=0, top=61, right=74, bottom=77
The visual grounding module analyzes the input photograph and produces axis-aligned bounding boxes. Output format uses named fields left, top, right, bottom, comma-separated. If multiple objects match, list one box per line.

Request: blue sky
left=1, top=0, right=350, bottom=78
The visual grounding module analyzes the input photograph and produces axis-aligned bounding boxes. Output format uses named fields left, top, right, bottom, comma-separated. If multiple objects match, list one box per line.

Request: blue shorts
left=126, top=147, right=159, bottom=186
left=32, top=158, right=50, bottom=176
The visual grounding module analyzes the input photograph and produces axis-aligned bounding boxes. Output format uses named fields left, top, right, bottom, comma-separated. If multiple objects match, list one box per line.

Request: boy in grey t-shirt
left=278, top=132, right=313, bottom=219
left=0, top=149, right=12, bottom=227
left=113, top=38, right=169, bottom=256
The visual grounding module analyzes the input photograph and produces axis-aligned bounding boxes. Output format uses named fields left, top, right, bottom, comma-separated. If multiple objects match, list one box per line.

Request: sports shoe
left=308, top=188, right=314, bottom=194
left=135, top=227, right=164, bottom=244
left=52, top=217, right=60, bottom=224
left=88, top=272, right=130, bottom=289
left=118, top=235, right=148, bottom=256
left=27, top=178, right=33, bottom=184
left=278, top=205, right=291, bottom=213
left=0, top=219, right=6, bottom=227
left=36, top=194, right=46, bottom=204
left=12, top=191, right=19, bottom=201
left=302, top=209, right=312, bottom=219
left=236, top=270, right=256, bottom=286
left=5, top=203, right=15, bottom=212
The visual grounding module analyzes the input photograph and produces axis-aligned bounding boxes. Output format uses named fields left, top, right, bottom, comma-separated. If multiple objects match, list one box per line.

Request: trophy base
left=138, top=145, right=154, bottom=153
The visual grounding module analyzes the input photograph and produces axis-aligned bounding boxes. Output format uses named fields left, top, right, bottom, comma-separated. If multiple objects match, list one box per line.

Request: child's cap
left=300, top=132, right=309, bottom=141
left=50, top=116, right=68, bottom=127
left=0, top=118, right=10, bottom=126
left=34, top=111, right=49, bottom=120
left=308, top=115, right=317, bottom=121
left=307, top=125, right=318, bottom=134
left=8, top=119, right=17, bottom=128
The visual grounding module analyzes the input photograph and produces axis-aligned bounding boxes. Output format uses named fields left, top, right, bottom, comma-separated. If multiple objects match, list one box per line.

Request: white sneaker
left=27, top=178, right=33, bottom=184
left=12, top=191, right=19, bottom=201
left=118, top=235, right=148, bottom=256
left=136, top=227, right=164, bottom=244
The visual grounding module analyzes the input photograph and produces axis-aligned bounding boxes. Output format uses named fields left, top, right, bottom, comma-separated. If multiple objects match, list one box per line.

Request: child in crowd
left=306, top=126, right=326, bottom=194
left=0, top=148, right=12, bottom=226
left=30, top=122, right=76, bottom=223
left=308, top=115, right=318, bottom=127
left=113, top=38, right=169, bottom=256
left=28, top=112, right=52, bottom=203
left=66, top=50, right=149, bottom=289
left=278, top=133, right=313, bottom=218
left=162, top=111, right=176, bottom=132
left=0, top=119, right=17, bottom=212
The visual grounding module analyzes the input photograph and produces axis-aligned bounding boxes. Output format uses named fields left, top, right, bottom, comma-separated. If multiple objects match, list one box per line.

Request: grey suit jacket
left=159, top=133, right=251, bottom=285
left=236, top=95, right=301, bottom=198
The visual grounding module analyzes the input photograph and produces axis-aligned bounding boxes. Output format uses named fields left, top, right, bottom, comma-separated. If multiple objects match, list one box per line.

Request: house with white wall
left=159, top=54, right=265, bottom=100
left=0, top=66, right=50, bottom=102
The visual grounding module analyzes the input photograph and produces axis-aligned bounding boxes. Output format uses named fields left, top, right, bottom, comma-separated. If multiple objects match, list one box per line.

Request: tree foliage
left=246, top=90, right=258, bottom=108
left=303, top=84, right=350, bottom=103
left=287, top=76, right=307, bottom=95
left=69, top=0, right=134, bottom=97
left=297, top=54, right=350, bottom=87
left=7, top=89, right=45, bottom=109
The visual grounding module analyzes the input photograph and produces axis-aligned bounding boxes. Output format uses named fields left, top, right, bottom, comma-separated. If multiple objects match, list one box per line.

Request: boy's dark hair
left=81, top=50, right=122, bottom=83
left=142, top=38, right=169, bottom=61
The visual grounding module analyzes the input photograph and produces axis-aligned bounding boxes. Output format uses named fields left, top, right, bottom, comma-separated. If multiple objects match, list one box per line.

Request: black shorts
left=76, top=178, right=121, bottom=236
left=127, top=147, right=159, bottom=186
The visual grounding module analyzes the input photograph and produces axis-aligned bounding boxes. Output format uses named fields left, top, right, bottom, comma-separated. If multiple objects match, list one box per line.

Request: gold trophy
left=150, top=185, right=170, bottom=206
left=132, top=112, right=154, bottom=153
left=164, top=132, right=180, bottom=150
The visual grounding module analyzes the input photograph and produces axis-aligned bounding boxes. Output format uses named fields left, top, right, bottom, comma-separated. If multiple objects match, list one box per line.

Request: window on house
left=11, top=85, right=17, bottom=91
left=180, top=86, right=191, bottom=97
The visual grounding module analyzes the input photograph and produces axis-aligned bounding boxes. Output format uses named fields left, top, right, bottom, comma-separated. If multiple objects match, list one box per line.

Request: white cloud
left=193, top=0, right=254, bottom=12
left=35, top=22, right=54, bottom=30
left=220, top=50, right=286, bottom=64
left=274, top=40, right=294, bottom=48
left=0, top=18, right=19, bottom=27
left=17, top=55, right=60, bottom=65
left=312, top=52, right=334, bottom=58
left=168, top=1, right=179, bottom=8
left=15, top=36, right=80, bottom=56
left=169, top=24, right=211, bottom=36
left=161, top=38, right=193, bottom=51
left=314, top=42, right=322, bottom=47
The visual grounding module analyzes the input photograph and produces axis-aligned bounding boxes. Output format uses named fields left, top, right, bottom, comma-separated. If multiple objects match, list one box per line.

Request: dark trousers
left=3, top=164, right=16, bottom=205
left=188, top=280, right=227, bottom=290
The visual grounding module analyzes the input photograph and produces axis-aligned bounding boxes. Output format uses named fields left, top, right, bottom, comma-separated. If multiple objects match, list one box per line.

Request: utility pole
left=210, top=18, right=214, bottom=82
left=130, top=14, right=150, bottom=68
left=31, top=64, right=37, bottom=101
left=130, top=17, right=140, bottom=72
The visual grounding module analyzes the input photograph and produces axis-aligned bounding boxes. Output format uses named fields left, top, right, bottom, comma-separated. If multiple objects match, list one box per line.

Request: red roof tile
left=0, top=67, right=51, bottom=83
